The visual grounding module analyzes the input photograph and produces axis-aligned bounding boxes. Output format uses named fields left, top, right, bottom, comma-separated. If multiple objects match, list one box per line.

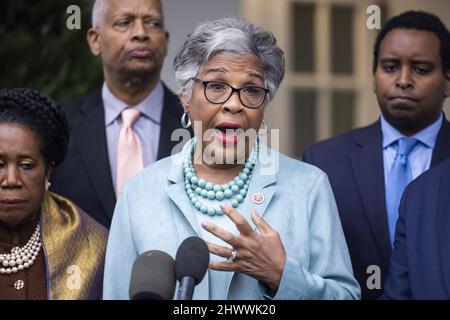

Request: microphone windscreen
left=129, top=250, right=176, bottom=300
left=175, top=236, right=209, bottom=284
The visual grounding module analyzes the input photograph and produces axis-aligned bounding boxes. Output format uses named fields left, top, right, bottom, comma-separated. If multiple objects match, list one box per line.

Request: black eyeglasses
left=191, top=78, right=269, bottom=109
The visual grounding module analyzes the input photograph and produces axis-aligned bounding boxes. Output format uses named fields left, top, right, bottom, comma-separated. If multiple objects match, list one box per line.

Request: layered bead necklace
left=0, top=223, right=42, bottom=275
left=183, top=138, right=259, bottom=216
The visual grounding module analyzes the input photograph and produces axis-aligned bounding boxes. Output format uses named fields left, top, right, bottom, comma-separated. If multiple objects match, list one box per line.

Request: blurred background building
left=1, top=0, right=450, bottom=159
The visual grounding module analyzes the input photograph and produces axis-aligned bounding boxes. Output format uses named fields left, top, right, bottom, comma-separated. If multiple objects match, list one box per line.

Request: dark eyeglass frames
left=191, top=78, right=269, bottom=109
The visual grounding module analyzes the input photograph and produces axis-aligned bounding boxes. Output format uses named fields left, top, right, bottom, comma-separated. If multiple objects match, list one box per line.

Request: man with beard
left=51, top=0, right=185, bottom=228
left=303, top=11, right=450, bottom=299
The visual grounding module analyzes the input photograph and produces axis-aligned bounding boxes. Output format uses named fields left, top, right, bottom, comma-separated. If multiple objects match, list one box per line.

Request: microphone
left=175, top=236, right=209, bottom=300
left=129, top=250, right=176, bottom=300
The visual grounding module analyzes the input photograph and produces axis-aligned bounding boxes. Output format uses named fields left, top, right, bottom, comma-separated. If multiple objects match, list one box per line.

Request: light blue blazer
left=103, top=143, right=361, bottom=300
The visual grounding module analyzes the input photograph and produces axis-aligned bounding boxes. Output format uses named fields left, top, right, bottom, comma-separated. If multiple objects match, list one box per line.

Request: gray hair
left=91, top=0, right=108, bottom=27
left=173, top=17, right=285, bottom=102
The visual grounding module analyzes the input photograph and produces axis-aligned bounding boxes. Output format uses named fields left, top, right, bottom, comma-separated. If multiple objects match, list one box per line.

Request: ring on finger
left=226, top=249, right=237, bottom=263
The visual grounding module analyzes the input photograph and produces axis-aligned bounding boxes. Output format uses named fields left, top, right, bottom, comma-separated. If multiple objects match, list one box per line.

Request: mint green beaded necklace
left=183, top=138, right=259, bottom=216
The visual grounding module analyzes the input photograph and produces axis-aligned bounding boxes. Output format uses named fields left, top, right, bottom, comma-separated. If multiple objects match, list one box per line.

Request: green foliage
left=0, top=0, right=103, bottom=103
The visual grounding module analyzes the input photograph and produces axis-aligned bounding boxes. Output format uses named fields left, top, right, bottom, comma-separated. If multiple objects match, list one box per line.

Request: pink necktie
left=116, top=107, right=144, bottom=198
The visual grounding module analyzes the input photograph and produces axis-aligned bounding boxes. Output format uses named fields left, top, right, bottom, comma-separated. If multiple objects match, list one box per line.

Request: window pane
left=332, top=90, right=354, bottom=135
left=292, top=3, right=315, bottom=72
left=330, top=6, right=353, bottom=74
left=293, top=89, right=317, bottom=159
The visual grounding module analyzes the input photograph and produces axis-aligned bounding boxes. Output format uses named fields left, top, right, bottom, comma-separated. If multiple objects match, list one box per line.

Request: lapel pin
left=252, top=192, right=265, bottom=204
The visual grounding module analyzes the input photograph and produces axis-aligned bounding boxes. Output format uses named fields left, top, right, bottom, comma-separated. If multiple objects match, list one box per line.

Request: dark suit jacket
left=302, top=118, right=450, bottom=299
left=383, top=157, right=450, bottom=299
left=51, top=84, right=186, bottom=228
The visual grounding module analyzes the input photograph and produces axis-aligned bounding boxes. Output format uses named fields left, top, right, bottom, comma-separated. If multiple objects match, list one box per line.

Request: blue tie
left=385, top=137, right=419, bottom=246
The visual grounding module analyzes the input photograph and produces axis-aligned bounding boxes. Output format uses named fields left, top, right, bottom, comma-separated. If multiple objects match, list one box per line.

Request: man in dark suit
left=51, top=0, right=186, bottom=228
left=383, top=157, right=450, bottom=299
left=303, top=11, right=450, bottom=299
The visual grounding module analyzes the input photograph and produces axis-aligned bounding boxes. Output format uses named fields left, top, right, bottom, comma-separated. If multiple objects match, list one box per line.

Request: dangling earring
left=45, top=179, right=51, bottom=191
left=181, top=112, right=191, bottom=129
left=259, top=120, right=268, bottom=136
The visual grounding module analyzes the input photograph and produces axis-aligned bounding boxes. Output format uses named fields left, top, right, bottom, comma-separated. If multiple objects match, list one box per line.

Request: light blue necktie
left=385, top=137, right=419, bottom=247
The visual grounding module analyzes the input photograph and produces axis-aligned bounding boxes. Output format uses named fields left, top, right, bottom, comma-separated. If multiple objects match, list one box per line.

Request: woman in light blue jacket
left=103, top=17, right=360, bottom=300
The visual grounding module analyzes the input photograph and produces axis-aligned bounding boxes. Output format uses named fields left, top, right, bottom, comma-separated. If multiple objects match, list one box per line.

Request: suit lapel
left=437, top=166, right=450, bottom=299
left=166, top=147, right=203, bottom=236
left=226, top=144, right=277, bottom=298
left=242, top=145, right=278, bottom=221
left=72, top=92, right=116, bottom=222
left=157, top=84, right=186, bottom=160
left=350, top=121, right=392, bottom=264
left=164, top=143, right=278, bottom=299
left=431, top=118, right=450, bottom=166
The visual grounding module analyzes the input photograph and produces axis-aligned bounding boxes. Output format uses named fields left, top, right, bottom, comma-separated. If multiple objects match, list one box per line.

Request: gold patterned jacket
left=41, top=192, right=108, bottom=300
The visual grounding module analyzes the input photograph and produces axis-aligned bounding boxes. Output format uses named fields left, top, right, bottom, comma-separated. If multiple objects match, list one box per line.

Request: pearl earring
left=45, top=179, right=51, bottom=191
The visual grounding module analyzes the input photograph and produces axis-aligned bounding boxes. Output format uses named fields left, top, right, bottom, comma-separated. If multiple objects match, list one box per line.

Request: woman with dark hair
left=0, top=88, right=107, bottom=300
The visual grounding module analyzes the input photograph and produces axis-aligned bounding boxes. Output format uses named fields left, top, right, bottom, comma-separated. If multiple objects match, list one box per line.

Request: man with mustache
left=51, top=0, right=185, bottom=228
left=303, top=11, right=450, bottom=299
